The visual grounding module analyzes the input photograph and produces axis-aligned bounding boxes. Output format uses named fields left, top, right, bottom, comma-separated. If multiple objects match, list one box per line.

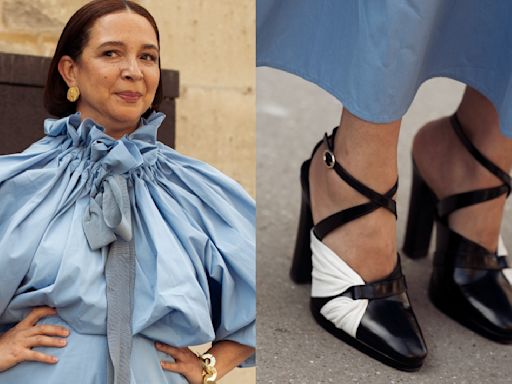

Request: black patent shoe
left=291, top=127, right=428, bottom=371
left=403, top=114, right=512, bottom=343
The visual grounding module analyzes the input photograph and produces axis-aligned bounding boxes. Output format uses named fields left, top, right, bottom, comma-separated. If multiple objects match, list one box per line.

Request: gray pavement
left=256, top=67, right=512, bottom=384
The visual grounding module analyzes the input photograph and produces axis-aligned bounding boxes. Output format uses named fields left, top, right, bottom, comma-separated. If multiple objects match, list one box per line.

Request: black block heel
left=290, top=181, right=314, bottom=284
left=402, top=162, right=437, bottom=259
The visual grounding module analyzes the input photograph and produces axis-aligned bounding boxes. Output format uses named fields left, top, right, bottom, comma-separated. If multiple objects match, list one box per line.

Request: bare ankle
left=413, top=114, right=508, bottom=252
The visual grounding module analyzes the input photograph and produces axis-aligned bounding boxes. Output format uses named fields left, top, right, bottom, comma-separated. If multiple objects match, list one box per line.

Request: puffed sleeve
left=0, top=136, right=68, bottom=320
left=159, top=150, right=256, bottom=366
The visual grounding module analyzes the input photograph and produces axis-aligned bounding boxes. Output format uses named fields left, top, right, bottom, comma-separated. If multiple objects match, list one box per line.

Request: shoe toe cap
left=357, top=298, right=427, bottom=366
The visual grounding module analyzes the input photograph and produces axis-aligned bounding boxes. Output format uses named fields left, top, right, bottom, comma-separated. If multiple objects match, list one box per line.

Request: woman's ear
left=57, top=55, right=78, bottom=87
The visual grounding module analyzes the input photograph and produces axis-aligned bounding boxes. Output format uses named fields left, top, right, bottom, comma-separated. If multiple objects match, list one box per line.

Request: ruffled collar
left=43, top=111, right=166, bottom=174
left=44, top=111, right=166, bottom=144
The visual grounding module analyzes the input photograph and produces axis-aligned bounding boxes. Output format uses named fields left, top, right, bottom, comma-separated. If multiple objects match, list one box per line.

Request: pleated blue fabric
left=257, top=0, right=512, bottom=137
left=0, top=112, right=255, bottom=383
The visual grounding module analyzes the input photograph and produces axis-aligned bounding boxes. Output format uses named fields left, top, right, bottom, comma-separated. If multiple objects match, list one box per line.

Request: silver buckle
left=323, top=149, right=335, bottom=169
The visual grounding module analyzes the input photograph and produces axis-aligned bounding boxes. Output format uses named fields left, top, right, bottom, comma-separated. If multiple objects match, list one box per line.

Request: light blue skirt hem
left=257, top=59, right=512, bottom=139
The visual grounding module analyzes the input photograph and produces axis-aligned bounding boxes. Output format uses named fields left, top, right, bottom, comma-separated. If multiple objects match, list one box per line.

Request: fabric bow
left=83, top=174, right=136, bottom=384
left=83, top=175, right=132, bottom=250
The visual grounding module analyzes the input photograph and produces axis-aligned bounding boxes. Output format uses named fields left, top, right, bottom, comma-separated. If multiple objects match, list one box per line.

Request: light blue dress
left=0, top=112, right=255, bottom=383
left=257, top=0, right=512, bottom=137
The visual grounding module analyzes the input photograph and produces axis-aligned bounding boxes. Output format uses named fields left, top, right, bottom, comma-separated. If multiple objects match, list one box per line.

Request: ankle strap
left=322, top=128, right=398, bottom=215
left=450, top=114, right=511, bottom=196
left=313, top=127, right=398, bottom=241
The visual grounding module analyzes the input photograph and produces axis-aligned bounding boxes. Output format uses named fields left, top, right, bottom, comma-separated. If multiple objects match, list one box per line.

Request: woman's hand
left=156, top=340, right=255, bottom=384
left=0, top=306, right=69, bottom=372
left=156, top=342, right=203, bottom=384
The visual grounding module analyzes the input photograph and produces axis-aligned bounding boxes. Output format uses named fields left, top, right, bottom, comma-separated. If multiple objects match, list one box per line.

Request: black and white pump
left=291, top=128, right=428, bottom=371
left=404, top=114, right=512, bottom=343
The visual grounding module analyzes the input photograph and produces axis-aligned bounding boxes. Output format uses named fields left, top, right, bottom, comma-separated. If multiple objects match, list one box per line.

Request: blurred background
left=0, top=0, right=255, bottom=382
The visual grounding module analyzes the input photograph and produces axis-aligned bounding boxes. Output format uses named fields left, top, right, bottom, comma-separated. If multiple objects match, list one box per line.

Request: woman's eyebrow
left=97, top=41, right=159, bottom=50
left=142, top=43, right=160, bottom=51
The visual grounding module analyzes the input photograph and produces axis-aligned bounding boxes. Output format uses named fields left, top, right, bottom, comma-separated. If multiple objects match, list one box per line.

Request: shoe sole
left=428, top=285, right=512, bottom=344
left=310, top=300, right=424, bottom=372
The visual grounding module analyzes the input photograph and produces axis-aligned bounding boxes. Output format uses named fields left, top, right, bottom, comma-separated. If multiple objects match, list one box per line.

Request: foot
left=413, top=117, right=507, bottom=252
left=309, top=137, right=398, bottom=283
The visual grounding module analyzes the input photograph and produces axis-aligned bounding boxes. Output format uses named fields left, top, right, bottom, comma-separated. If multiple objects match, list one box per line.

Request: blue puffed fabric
left=0, top=112, right=255, bottom=383
left=257, top=0, right=512, bottom=137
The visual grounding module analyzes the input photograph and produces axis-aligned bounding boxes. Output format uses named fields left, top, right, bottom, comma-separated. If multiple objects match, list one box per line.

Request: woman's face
left=60, top=11, right=160, bottom=138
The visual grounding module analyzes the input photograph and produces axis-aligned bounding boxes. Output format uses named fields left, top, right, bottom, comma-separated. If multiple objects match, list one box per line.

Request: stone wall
left=0, top=0, right=255, bottom=197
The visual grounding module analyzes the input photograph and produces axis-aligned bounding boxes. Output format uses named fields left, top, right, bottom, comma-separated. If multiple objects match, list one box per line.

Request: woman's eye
left=141, top=53, right=158, bottom=62
left=103, top=50, right=118, bottom=58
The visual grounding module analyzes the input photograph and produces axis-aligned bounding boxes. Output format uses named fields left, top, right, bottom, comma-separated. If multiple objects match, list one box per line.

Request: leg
left=309, top=108, right=401, bottom=282
left=303, top=109, right=427, bottom=370
left=413, top=86, right=512, bottom=251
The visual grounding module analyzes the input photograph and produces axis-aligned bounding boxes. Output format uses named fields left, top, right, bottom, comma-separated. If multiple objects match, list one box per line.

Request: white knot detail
left=311, top=231, right=368, bottom=337
left=499, top=236, right=512, bottom=285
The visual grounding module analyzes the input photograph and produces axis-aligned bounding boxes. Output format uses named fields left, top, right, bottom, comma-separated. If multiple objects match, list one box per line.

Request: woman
left=257, top=0, right=512, bottom=372
left=0, top=1, right=255, bottom=383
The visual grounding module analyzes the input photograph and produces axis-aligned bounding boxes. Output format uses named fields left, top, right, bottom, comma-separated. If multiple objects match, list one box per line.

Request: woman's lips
left=116, top=91, right=142, bottom=103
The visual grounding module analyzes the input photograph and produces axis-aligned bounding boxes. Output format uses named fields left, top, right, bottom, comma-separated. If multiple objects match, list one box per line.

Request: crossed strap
left=313, top=127, right=398, bottom=241
left=312, top=127, right=405, bottom=301
left=433, top=114, right=511, bottom=269
left=436, top=114, right=512, bottom=221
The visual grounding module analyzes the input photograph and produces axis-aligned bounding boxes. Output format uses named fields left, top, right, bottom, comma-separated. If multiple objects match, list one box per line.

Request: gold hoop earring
left=67, top=86, right=80, bottom=102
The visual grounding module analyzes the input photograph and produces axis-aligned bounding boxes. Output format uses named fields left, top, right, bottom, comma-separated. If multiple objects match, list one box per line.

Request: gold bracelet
left=198, top=352, right=217, bottom=384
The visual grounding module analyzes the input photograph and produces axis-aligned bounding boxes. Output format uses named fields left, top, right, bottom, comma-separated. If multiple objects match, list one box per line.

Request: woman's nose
left=121, top=58, right=143, bottom=81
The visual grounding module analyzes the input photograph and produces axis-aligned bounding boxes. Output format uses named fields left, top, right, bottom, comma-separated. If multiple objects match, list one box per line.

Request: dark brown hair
left=44, top=0, right=163, bottom=118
